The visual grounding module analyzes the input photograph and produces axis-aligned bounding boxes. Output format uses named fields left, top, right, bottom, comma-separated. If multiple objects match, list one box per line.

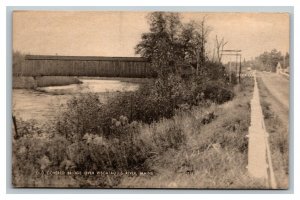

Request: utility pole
left=239, top=54, right=242, bottom=83
left=221, top=49, right=242, bottom=84
left=229, top=61, right=232, bottom=83
left=236, top=54, right=238, bottom=77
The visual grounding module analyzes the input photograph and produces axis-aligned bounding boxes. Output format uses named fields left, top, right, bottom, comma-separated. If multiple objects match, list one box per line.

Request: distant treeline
left=13, top=54, right=155, bottom=78
left=252, top=49, right=289, bottom=72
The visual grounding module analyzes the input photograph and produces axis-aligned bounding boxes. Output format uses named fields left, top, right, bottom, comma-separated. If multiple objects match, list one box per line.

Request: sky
left=13, top=11, right=290, bottom=61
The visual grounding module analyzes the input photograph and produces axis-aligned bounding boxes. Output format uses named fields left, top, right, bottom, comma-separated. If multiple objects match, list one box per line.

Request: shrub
left=102, top=72, right=234, bottom=126
left=13, top=76, right=37, bottom=89
left=56, top=93, right=103, bottom=141
left=102, top=80, right=176, bottom=125
left=203, top=82, right=234, bottom=104
left=13, top=118, right=41, bottom=139
left=13, top=133, right=70, bottom=186
left=66, top=125, right=151, bottom=172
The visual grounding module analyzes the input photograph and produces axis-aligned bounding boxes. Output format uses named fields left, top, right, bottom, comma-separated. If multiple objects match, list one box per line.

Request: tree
left=214, top=35, right=228, bottom=63
left=13, top=51, right=26, bottom=76
left=136, top=12, right=214, bottom=78
left=135, top=12, right=183, bottom=78
left=254, top=49, right=284, bottom=72
left=269, top=49, right=282, bottom=71
left=179, top=18, right=211, bottom=75
left=198, top=17, right=211, bottom=67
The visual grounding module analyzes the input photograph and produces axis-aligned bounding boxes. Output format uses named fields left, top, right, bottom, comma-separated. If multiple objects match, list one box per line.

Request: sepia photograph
left=12, top=10, right=290, bottom=189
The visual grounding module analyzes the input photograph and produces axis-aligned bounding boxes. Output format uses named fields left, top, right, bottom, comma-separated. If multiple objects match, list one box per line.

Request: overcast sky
left=13, top=11, right=290, bottom=61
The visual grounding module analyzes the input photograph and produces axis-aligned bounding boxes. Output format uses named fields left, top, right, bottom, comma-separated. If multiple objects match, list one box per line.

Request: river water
left=12, top=78, right=140, bottom=124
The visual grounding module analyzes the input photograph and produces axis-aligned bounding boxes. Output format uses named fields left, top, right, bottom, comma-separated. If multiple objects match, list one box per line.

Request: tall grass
left=118, top=77, right=261, bottom=188
left=257, top=77, right=289, bottom=189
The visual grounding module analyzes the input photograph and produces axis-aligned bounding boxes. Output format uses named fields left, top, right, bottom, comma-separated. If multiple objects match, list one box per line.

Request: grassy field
left=117, top=77, right=266, bottom=188
left=257, top=77, right=289, bottom=189
left=13, top=76, right=82, bottom=89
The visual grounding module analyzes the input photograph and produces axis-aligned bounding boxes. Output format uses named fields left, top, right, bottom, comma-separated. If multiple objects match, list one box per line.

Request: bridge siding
left=15, top=55, right=153, bottom=78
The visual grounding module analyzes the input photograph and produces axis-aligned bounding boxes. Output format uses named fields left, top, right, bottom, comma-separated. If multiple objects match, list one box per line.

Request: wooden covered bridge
left=15, top=55, right=154, bottom=78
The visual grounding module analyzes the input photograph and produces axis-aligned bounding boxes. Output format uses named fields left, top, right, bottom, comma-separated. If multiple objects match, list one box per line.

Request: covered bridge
left=15, top=55, right=154, bottom=78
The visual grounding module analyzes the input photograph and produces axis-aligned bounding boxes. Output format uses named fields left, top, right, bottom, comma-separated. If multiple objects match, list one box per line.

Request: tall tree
left=135, top=12, right=183, bottom=77
left=214, top=35, right=228, bottom=63
left=179, top=18, right=211, bottom=75
left=136, top=12, right=211, bottom=77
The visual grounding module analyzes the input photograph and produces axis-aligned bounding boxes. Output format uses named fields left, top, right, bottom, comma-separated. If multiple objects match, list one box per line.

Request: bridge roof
left=25, top=55, right=148, bottom=62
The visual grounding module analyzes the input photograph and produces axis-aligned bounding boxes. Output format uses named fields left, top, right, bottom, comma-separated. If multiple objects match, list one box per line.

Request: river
left=12, top=78, right=140, bottom=125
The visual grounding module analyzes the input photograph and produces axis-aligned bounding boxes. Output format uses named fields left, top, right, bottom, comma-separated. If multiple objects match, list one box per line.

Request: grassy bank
left=13, top=76, right=257, bottom=188
left=257, top=77, right=289, bottom=189
left=117, top=77, right=264, bottom=188
left=13, top=76, right=82, bottom=89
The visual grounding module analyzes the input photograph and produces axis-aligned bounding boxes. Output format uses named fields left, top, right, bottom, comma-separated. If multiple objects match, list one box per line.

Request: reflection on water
left=12, top=79, right=140, bottom=124
left=80, top=79, right=139, bottom=93
left=39, top=79, right=139, bottom=94
left=12, top=89, right=69, bottom=124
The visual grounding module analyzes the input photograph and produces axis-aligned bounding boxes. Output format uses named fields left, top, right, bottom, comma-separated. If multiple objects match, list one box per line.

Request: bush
left=102, top=79, right=176, bottom=125
left=56, top=93, right=103, bottom=141
left=101, top=72, right=234, bottom=126
left=13, top=76, right=37, bottom=89
left=13, top=134, right=70, bottom=186
left=66, top=121, right=151, bottom=172
left=203, top=82, right=234, bottom=104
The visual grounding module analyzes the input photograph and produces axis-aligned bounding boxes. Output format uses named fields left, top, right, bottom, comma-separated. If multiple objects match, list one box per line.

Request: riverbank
left=13, top=77, right=259, bottom=188
left=13, top=76, right=82, bottom=89
left=12, top=78, right=141, bottom=124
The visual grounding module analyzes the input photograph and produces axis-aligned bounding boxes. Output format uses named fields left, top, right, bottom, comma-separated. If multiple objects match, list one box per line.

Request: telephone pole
left=221, top=49, right=242, bottom=83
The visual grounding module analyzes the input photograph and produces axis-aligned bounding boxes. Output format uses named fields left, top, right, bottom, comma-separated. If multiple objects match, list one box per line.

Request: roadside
left=257, top=72, right=289, bottom=189
left=257, top=71, right=289, bottom=126
left=118, top=77, right=265, bottom=188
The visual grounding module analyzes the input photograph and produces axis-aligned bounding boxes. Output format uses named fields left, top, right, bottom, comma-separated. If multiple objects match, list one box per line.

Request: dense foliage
left=135, top=12, right=210, bottom=78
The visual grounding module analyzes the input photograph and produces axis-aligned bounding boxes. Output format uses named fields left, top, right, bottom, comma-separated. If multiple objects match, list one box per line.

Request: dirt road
left=256, top=71, right=289, bottom=128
